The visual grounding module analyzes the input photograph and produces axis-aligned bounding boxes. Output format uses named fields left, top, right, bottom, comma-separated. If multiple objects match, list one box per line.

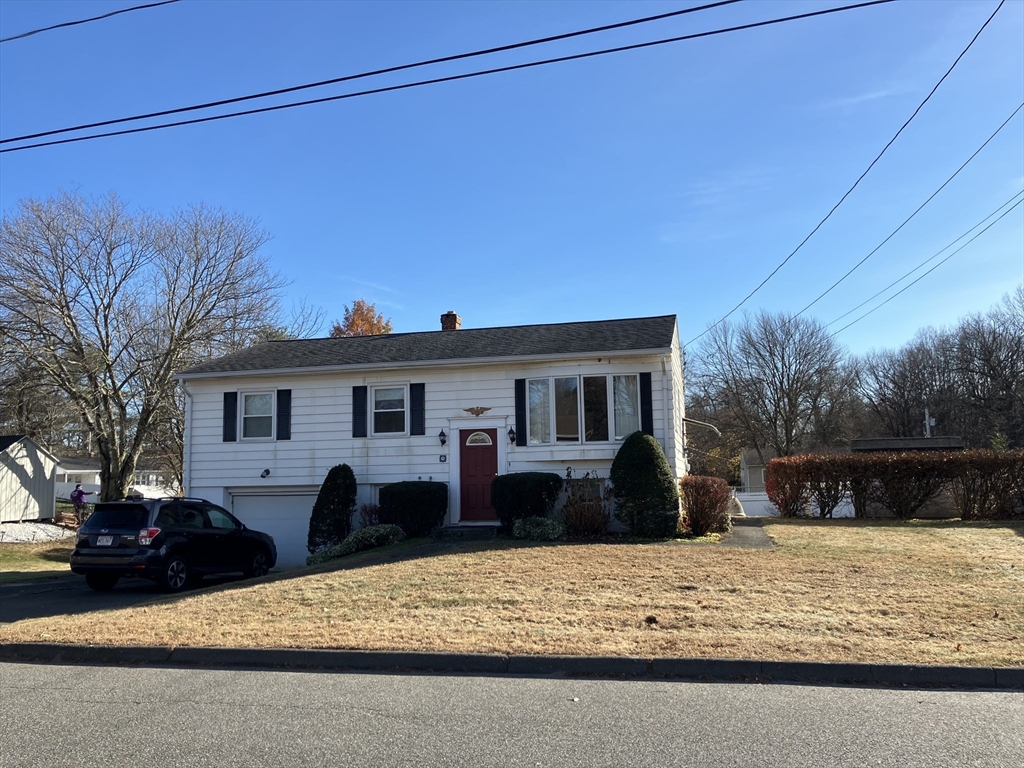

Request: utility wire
left=0, top=0, right=898, bottom=154
left=0, top=0, right=180, bottom=44
left=794, top=101, right=1023, bottom=317
left=684, top=0, right=1006, bottom=348
left=830, top=195, right=1024, bottom=335
left=2, top=0, right=744, bottom=144
left=826, top=190, right=1024, bottom=326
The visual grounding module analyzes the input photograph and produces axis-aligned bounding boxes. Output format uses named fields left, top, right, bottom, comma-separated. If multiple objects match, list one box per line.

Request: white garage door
left=232, top=494, right=318, bottom=569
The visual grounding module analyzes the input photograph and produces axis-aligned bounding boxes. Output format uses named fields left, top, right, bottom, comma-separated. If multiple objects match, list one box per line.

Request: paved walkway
left=720, top=517, right=773, bottom=549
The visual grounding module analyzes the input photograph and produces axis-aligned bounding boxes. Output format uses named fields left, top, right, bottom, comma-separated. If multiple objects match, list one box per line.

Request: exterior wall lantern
left=507, top=427, right=516, bottom=444
left=438, top=429, right=447, bottom=447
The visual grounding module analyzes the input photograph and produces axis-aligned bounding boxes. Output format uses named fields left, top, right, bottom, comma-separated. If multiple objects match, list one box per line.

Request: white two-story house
left=176, top=312, right=688, bottom=566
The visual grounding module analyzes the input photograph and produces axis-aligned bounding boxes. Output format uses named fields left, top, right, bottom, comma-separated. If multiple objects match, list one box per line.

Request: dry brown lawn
left=2, top=520, right=1021, bottom=667
left=0, top=542, right=73, bottom=583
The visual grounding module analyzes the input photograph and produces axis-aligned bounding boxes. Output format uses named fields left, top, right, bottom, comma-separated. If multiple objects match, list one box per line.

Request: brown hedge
left=765, top=450, right=1024, bottom=520
left=679, top=476, right=732, bottom=536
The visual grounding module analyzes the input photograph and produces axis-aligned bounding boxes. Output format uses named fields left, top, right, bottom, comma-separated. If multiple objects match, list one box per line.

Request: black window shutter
left=514, top=379, right=527, bottom=446
left=222, top=392, right=237, bottom=442
left=410, top=383, right=425, bottom=435
left=353, top=386, right=367, bottom=437
left=276, top=389, right=291, bottom=440
left=639, top=372, right=654, bottom=436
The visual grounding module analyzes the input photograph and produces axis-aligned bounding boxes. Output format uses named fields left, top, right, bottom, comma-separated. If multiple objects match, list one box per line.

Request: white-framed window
left=241, top=392, right=274, bottom=439
left=526, top=374, right=640, bottom=445
left=372, top=384, right=407, bottom=435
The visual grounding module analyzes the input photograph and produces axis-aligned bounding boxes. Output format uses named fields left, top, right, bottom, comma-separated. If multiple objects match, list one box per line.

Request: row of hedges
left=310, top=432, right=692, bottom=546
left=765, top=450, right=1024, bottom=520
left=493, top=432, right=682, bottom=539
left=308, top=465, right=448, bottom=555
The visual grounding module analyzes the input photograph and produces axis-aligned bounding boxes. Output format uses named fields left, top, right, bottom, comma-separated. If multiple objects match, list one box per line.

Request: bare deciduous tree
left=859, top=288, right=1024, bottom=448
left=692, top=311, right=855, bottom=462
left=0, top=191, right=315, bottom=500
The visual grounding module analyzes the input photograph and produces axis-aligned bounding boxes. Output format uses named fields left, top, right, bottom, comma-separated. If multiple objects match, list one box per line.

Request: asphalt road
left=1, top=663, right=1020, bottom=768
left=0, top=573, right=250, bottom=623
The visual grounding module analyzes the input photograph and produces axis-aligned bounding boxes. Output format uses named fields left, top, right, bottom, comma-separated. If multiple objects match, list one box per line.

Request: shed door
left=459, top=429, right=498, bottom=522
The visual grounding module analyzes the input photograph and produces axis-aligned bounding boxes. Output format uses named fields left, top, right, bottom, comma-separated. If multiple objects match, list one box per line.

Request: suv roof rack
left=106, top=496, right=207, bottom=503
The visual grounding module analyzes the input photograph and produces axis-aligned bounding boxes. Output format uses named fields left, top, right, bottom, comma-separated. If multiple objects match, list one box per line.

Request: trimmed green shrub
left=609, top=431, right=680, bottom=538
left=679, top=475, right=732, bottom=536
left=490, top=472, right=563, bottom=533
left=378, top=481, right=448, bottom=537
left=306, top=524, right=406, bottom=566
left=512, top=516, right=565, bottom=541
left=307, top=463, right=357, bottom=554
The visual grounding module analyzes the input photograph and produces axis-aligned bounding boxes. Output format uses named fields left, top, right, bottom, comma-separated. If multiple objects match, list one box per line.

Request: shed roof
left=0, top=435, right=26, bottom=453
left=1, top=434, right=59, bottom=463
left=177, top=314, right=678, bottom=378
left=851, top=437, right=965, bottom=452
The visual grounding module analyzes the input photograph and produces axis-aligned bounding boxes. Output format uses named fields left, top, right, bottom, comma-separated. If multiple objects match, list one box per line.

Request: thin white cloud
left=337, top=276, right=399, bottom=294
left=814, top=88, right=905, bottom=111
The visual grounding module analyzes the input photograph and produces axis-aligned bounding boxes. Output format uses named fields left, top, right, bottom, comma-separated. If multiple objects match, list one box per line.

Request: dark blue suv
left=71, top=498, right=277, bottom=592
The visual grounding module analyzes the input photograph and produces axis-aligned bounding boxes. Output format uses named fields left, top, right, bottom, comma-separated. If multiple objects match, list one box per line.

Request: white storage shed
left=0, top=435, right=58, bottom=523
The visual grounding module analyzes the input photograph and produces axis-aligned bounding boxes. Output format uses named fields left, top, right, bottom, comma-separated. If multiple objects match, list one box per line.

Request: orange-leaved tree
left=329, top=299, right=393, bottom=337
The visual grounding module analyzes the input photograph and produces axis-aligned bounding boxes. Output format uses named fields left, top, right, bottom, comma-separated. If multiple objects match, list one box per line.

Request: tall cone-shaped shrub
left=307, top=463, right=357, bottom=553
left=610, top=431, right=679, bottom=538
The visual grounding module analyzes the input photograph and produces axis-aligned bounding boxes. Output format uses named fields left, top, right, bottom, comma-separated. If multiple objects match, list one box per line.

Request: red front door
left=459, top=428, right=498, bottom=521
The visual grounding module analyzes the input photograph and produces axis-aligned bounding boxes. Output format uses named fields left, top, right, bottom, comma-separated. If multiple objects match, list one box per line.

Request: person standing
left=70, top=484, right=95, bottom=524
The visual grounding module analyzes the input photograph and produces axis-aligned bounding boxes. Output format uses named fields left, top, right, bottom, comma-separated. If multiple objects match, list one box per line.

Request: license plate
left=96, top=535, right=114, bottom=546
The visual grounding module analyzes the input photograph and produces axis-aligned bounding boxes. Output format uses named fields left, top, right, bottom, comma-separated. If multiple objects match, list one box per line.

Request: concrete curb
left=1, top=643, right=1021, bottom=690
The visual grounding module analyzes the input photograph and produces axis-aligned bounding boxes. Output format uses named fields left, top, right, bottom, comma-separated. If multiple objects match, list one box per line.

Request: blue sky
left=1, top=0, right=1021, bottom=356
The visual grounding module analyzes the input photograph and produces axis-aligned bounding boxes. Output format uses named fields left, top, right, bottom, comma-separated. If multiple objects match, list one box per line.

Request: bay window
left=526, top=374, right=640, bottom=445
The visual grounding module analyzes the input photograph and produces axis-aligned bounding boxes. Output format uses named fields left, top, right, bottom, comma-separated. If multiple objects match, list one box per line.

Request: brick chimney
left=441, top=310, right=462, bottom=331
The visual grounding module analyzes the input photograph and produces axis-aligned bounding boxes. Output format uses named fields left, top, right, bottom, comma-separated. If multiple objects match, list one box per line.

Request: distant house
left=0, top=435, right=58, bottom=523
left=55, top=456, right=179, bottom=500
left=175, top=312, right=689, bottom=567
left=739, top=448, right=776, bottom=492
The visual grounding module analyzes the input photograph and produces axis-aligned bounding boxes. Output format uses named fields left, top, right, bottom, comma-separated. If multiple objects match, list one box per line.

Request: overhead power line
left=0, top=0, right=180, bottom=44
left=829, top=193, right=1024, bottom=336
left=2, top=0, right=745, bottom=145
left=827, top=190, right=1024, bottom=327
left=0, top=0, right=898, bottom=154
left=794, top=101, right=1024, bottom=317
left=683, top=0, right=1007, bottom=348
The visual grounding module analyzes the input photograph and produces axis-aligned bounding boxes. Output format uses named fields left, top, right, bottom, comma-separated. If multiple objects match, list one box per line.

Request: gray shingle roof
left=177, top=315, right=677, bottom=377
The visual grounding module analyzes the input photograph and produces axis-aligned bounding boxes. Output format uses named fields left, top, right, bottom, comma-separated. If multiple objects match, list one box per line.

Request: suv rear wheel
left=245, top=549, right=271, bottom=579
left=159, top=555, right=190, bottom=592
left=85, top=572, right=120, bottom=591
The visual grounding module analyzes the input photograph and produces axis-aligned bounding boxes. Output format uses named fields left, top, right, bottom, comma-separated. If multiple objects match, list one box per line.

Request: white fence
left=733, top=491, right=855, bottom=518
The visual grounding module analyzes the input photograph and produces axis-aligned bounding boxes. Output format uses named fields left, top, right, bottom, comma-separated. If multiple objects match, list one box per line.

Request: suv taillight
left=138, top=527, right=161, bottom=546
